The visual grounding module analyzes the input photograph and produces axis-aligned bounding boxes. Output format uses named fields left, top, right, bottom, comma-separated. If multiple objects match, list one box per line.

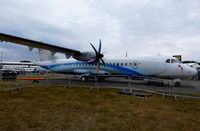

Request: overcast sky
left=0, top=0, right=200, bottom=62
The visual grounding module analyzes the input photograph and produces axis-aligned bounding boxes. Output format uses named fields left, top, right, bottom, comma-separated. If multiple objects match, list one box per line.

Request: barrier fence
left=0, top=73, right=200, bottom=100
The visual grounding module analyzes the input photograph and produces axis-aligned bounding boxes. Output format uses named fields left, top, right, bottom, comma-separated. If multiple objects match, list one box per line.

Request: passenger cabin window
left=121, top=63, right=123, bottom=66
left=117, top=63, right=119, bottom=66
left=125, top=63, right=127, bottom=66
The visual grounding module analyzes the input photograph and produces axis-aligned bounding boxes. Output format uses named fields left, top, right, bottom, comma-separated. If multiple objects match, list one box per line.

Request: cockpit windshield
left=166, top=59, right=170, bottom=63
left=165, top=59, right=182, bottom=63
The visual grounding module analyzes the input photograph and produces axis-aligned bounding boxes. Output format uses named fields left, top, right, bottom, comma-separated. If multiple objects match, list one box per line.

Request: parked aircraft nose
left=187, top=67, right=198, bottom=78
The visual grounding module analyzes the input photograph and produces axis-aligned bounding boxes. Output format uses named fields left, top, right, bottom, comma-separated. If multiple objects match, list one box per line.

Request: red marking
left=178, top=65, right=184, bottom=73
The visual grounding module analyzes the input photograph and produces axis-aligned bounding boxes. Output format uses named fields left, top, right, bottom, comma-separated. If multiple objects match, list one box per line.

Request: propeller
left=88, top=39, right=106, bottom=73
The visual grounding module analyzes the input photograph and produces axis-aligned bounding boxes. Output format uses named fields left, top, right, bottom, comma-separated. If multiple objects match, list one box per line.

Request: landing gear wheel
left=174, top=82, right=181, bottom=87
left=98, top=77, right=105, bottom=82
left=81, top=76, right=87, bottom=82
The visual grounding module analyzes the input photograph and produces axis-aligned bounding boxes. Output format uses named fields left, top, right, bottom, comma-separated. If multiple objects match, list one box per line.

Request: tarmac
left=44, top=77, right=200, bottom=94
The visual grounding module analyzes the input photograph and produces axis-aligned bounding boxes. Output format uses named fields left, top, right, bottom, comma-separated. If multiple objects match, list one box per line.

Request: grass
left=0, top=82, right=200, bottom=130
left=0, top=78, right=47, bottom=89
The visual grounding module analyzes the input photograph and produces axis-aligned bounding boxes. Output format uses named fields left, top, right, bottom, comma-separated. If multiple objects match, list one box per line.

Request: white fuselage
left=37, top=56, right=197, bottom=79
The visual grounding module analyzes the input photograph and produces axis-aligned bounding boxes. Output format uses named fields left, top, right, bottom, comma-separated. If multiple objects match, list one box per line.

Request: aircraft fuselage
left=38, top=57, right=197, bottom=79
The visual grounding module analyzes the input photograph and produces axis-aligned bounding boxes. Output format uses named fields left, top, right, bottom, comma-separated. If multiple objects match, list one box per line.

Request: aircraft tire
left=98, top=77, right=105, bottom=82
left=174, top=82, right=181, bottom=87
left=81, top=76, right=87, bottom=82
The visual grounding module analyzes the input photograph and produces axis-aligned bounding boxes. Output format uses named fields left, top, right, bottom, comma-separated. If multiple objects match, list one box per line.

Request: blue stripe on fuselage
left=41, top=62, right=144, bottom=76
left=41, top=62, right=97, bottom=69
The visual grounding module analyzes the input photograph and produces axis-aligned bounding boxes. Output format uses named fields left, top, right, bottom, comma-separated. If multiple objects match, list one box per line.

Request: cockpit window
left=166, top=58, right=182, bottom=63
left=175, top=59, right=182, bottom=63
left=166, top=59, right=170, bottom=63
left=172, top=59, right=182, bottom=63
left=171, top=59, right=176, bottom=63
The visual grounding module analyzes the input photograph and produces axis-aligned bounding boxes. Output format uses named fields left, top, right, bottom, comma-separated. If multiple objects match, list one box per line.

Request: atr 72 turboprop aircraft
left=0, top=33, right=197, bottom=84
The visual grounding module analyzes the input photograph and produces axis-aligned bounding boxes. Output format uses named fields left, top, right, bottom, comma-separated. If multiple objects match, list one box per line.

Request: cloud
left=0, top=0, right=200, bottom=62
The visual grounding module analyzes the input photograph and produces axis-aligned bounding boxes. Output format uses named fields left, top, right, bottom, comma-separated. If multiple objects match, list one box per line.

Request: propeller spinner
left=88, top=39, right=106, bottom=73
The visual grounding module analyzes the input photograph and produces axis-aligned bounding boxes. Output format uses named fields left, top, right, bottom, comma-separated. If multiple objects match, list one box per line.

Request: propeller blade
left=90, top=40, right=105, bottom=73
left=101, top=58, right=106, bottom=67
left=96, top=60, right=100, bottom=73
left=90, top=43, right=98, bottom=55
left=98, top=39, right=101, bottom=54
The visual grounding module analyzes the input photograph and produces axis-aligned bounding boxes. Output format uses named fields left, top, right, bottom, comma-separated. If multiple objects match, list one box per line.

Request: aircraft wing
left=0, top=33, right=82, bottom=58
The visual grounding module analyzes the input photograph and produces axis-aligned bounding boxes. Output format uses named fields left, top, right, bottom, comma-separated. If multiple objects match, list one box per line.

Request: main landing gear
left=80, top=76, right=88, bottom=82
left=80, top=75, right=105, bottom=82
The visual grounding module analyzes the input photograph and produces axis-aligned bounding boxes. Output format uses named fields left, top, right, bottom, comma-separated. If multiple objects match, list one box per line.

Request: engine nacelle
left=73, top=51, right=96, bottom=61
